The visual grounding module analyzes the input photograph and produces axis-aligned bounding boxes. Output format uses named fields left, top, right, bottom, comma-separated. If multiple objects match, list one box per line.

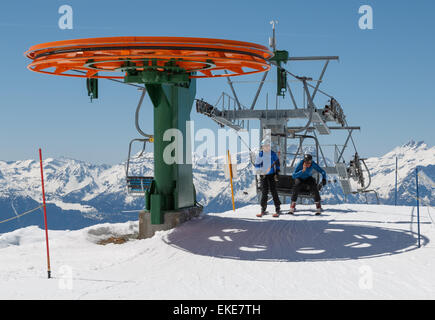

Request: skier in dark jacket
left=254, top=139, right=281, bottom=217
left=290, top=153, right=327, bottom=214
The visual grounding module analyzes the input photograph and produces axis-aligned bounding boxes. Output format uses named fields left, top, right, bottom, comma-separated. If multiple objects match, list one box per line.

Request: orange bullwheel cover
left=25, top=36, right=273, bottom=79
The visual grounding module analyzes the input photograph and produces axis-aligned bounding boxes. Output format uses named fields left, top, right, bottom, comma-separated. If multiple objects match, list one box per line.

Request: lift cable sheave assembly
left=25, top=36, right=273, bottom=224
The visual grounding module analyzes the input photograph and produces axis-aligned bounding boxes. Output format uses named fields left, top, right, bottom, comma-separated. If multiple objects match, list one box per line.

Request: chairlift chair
left=126, top=138, right=153, bottom=196
left=256, top=134, right=324, bottom=201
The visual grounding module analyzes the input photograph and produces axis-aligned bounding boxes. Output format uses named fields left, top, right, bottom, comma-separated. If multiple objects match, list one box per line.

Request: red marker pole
left=227, top=150, right=235, bottom=212
left=39, top=148, right=51, bottom=279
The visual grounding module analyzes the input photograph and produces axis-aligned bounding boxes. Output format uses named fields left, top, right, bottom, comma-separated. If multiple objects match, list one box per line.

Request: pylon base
left=138, top=206, right=202, bottom=239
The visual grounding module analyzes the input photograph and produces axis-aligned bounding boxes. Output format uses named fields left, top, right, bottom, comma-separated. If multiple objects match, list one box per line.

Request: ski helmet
left=261, top=138, right=271, bottom=146
left=303, top=153, right=313, bottom=162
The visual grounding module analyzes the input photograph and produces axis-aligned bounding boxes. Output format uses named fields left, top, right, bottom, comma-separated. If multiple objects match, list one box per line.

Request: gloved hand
left=322, top=178, right=327, bottom=186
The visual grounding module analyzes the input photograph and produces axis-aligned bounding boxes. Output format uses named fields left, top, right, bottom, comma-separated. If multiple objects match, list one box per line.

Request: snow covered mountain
left=364, top=140, right=434, bottom=206
left=0, top=140, right=433, bottom=233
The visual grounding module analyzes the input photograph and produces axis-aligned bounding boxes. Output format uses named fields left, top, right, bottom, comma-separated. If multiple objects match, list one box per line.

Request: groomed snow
left=0, top=203, right=434, bottom=299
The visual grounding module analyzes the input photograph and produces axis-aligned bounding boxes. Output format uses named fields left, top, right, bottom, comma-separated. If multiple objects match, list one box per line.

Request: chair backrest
left=127, top=176, right=153, bottom=195
left=273, top=175, right=320, bottom=197
left=276, top=175, right=294, bottom=189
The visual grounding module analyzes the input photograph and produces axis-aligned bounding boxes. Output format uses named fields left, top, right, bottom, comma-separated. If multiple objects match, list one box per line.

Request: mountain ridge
left=0, top=140, right=433, bottom=233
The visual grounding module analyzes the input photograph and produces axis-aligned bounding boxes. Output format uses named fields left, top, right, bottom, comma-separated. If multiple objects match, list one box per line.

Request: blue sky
left=0, top=0, right=434, bottom=164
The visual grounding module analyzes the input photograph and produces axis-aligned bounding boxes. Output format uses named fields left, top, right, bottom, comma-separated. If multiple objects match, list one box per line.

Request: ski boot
left=272, top=208, right=280, bottom=218
left=256, top=210, right=266, bottom=218
left=289, top=202, right=296, bottom=215
left=315, top=202, right=322, bottom=215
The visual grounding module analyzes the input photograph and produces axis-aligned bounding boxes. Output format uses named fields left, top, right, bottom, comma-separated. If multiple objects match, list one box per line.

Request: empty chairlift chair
left=126, top=138, right=154, bottom=196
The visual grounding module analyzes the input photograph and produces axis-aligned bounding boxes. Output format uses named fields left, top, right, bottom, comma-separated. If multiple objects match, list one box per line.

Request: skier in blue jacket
left=254, top=139, right=281, bottom=217
left=290, top=153, right=327, bottom=214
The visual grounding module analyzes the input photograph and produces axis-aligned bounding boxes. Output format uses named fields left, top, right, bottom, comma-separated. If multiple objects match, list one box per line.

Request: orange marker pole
left=227, top=150, right=235, bottom=211
left=39, top=148, right=51, bottom=279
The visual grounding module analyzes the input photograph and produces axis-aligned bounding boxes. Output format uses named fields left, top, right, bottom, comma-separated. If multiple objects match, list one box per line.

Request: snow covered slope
left=0, top=140, right=433, bottom=233
left=0, top=204, right=434, bottom=299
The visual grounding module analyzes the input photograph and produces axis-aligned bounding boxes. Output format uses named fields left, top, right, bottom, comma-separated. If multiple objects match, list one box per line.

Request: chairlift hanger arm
left=135, top=87, right=153, bottom=139
left=360, top=158, right=372, bottom=190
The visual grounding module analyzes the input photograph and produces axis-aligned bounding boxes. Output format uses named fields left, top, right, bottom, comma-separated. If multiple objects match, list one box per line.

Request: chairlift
left=126, top=138, right=153, bottom=196
left=257, top=133, right=325, bottom=201
left=125, top=87, right=154, bottom=196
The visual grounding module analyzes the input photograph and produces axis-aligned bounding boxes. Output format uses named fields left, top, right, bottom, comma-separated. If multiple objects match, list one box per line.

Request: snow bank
left=0, top=226, right=45, bottom=249
left=85, top=221, right=138, bottom=244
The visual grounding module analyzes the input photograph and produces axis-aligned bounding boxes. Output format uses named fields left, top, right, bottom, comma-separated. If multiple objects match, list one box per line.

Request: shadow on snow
left=163, top=214, right=428, bottom=262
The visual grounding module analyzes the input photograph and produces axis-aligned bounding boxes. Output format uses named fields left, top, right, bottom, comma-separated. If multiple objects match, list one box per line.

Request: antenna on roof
left=269, top=20, right=278, bottom=51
